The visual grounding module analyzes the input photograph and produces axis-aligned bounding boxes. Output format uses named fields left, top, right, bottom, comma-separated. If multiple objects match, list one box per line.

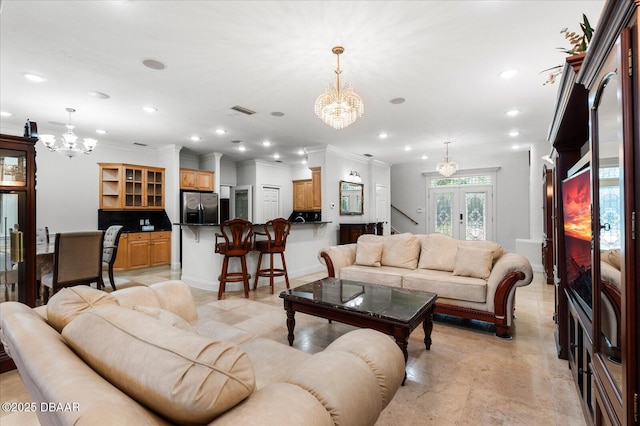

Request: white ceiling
left=0, top=0, right=604, bottom=166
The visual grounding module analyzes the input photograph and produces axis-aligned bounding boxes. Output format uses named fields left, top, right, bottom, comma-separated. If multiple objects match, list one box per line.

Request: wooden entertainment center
left=547, top=1, right=638, bottom=425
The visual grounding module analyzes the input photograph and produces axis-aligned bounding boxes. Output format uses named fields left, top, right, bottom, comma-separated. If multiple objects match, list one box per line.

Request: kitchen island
left=175, top=221, right=333, bottom=292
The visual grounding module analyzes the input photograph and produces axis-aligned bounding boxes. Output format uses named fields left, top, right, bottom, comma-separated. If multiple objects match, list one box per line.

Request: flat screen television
left=562, top=167, right=592, bottom=312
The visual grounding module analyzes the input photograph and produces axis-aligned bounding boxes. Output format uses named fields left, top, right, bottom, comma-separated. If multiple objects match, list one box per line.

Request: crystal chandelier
left=437, top=141, right=458, bottom=177
left=39, top=108, right=97, bottom=158
left=314, top=46, right=364, bottom=130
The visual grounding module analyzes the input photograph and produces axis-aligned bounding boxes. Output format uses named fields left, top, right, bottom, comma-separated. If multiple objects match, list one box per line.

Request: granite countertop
left=174, top=221, right=331, bottom=227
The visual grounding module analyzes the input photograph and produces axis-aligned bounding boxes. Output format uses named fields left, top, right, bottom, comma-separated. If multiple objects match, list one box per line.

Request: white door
left=375, top=184, right=389, bottom=235
left=262, top=186, right=280, bottom=222
left=428, top=186, right=492, bottom=240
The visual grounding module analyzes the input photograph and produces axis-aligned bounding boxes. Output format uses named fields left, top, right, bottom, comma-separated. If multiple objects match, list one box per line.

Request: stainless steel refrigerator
left=182, top=191, right=219, bottom=224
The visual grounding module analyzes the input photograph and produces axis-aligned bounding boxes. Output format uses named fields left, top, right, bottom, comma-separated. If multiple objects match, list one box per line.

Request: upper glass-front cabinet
left=0, top=149, right=27, bottom=187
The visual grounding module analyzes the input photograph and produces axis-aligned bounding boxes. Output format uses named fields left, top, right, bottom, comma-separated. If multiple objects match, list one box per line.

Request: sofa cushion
left=459, top=239, right=504, bottom=265
left=359, top=233, right=421, bottom=269
left=452, top=246, right=494, bottom=279
left=62, top=305, right=255, bottom=424
left=132, top=305, right=193, bottom=332
left=47, top=286, right=119, bottom=333
left=114, top=281, right=198, bottom=322
left=355, top=241, right=384, bottom=267
left=403, top=269, right=487, bottom=303
left=417, top=233, right=459, bottom=271
left=603, top=249, right=621, bottom=270
left=340, top=265, right=406, bottom=288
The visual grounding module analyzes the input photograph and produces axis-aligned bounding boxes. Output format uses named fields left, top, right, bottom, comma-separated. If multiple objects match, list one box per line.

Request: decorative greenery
left=557, top=14, right=594, bottom=55
left=542, top=14, right=594, bottom=85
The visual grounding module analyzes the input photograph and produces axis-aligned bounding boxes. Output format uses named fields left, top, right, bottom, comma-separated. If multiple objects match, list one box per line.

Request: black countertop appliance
left=287, top=211, right=322, bottom=223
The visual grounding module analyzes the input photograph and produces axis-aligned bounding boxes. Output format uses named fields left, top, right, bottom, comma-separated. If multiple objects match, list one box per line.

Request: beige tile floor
left=0, top=267, right=586, bottom=426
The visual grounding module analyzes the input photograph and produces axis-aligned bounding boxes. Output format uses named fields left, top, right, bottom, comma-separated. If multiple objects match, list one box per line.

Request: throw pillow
left=417, top=233, right=459, bottom=271
left=132, top=305, right=193, bottom=332
left=359, top=233, right=421, bottom=269
left=47, top=286, right=119, bottom=333
left=452, top=246, right=494, bottom=279
left=355, top=242, right=384, bottom=267
left=62, top=305, right=255, bottom=424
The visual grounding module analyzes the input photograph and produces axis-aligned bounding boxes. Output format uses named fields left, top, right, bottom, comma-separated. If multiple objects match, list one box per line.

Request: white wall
left=254, top=160, right=294, bottom=223
left=390, top=150, right=531, bottom=253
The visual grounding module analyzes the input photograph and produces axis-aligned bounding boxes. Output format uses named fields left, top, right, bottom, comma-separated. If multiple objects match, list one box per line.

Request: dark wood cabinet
left=0, top=133, right=38, bottom=373
left=542, top=166, right=554, bottom=285
left=338, top=222, right=383, bottom=245
left=547, top=2, right=638, bottom=424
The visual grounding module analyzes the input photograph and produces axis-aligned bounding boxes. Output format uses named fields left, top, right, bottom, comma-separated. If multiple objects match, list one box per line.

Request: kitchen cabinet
left=311, top=167, right=321, bottom=210
left=113, top=231, right=171, bottom=270
left=293, top=167, right=321, bottom=212
left=293, top=180, right=313, bottom=211
left=180, top=168, right=214, bottom=191
left=99, top=163, right=165, bottom=210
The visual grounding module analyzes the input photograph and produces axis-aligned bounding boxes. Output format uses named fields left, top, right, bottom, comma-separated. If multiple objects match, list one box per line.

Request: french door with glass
left=428, top=185, right=492, bottom=241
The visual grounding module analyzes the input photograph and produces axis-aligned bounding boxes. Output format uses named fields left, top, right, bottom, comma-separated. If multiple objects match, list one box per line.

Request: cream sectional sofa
left=319, top=233, right=534, bottom=338
left=0, top=281, right=405, bottom=425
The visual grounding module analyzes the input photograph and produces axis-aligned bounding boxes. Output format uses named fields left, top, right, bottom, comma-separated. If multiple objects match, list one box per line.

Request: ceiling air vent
left=363, top=153, right=373, bottom=157
left=133, top=142, right=148, bottom=147
left=231, top=105, right=256, bottom=115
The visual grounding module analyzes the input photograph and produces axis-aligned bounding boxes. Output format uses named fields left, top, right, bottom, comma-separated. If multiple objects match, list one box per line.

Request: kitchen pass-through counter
left=175, top=221, right=332, bottom=292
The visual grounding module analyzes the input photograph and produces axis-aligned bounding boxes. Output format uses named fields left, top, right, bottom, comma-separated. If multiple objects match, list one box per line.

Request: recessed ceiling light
left=0, top=111, right=12, bottom=117
left=215, top=128, right=226, bottom=135
left=390, top=98, right=406, bottom=104
left=88, top=91, right=110, bottom=99
left=190, top=136, right=202, bottom=142
left=238, top=146, right=246, bottom=152
left=142, top=59, right=166, bottom=70
left=509, top=130, right=520, bottom=137
left=404, top=146, right=412, bottom=151
left=500, top=69, right=517, bottom=79
left=24, top=73, right=47, bottom=82
left=378, top=132, right=388, bottom=139
left=421, top=155, right=428, bottom=160
left=142, top=106, right=157, bottom=113
left=262, top=141, right=272, bottom=147
left=273, top=153, right=280, bottom=159
left=95, top=129, right=107, bottom=135
left=301, top=159, right=307, bottom=164
left=297, top=149, right=305, bottom=155
left=512, top=145, right=520, bottom=150
left=506, top=109, right=520, bottom=117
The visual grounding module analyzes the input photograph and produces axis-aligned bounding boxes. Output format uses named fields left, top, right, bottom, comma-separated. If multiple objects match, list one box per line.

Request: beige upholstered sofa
left=0, top=281, right=405, bottom=425
left=319, top=233, right=534, bottom=338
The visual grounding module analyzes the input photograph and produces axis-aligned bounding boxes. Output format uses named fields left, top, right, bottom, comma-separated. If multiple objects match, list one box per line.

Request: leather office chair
left=102, top=225, right=124, bottom=291
left=215, top=219, right=253, bottom=300
left=41, top=231, right=105, bottom=303
left=253, top=218, right=291, bottom=294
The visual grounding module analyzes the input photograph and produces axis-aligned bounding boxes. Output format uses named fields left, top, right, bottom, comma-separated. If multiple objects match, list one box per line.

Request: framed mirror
left=339, top=181, right=363, bottom=215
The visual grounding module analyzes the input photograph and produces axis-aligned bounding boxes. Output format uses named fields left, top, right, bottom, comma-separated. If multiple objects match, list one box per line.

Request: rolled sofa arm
left=317, top=244, right=357, bottom=277
left=214, top=329, right=404, bottom=426
left=486, top=252, right=534, bottom=330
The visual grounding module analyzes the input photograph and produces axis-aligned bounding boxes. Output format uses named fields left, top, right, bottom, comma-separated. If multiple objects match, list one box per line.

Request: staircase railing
left=391, top=204, right=419, bottom=225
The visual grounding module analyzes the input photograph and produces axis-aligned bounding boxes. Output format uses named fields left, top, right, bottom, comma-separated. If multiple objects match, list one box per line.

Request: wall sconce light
left=348, top=170, right=362, bottom=183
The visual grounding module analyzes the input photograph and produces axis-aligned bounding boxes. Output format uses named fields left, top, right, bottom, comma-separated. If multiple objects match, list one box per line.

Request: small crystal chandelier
left=437, top=141, right=458, bottom=177
left=39, top=108, right=97, bottom=158
left=314, top=46, right=364, bottom=130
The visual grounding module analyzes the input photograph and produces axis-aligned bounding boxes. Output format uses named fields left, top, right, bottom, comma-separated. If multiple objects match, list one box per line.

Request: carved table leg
left=423, top=304, right=435, bottom=350
left=286, top=309, right=296, bottom=346
left=394, top=337, right=409, bottom=386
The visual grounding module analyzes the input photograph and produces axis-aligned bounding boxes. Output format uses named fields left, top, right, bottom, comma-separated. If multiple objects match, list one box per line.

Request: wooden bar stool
left=215, top=219, right=253, bottom=300
left=253, top=218, right=291, bottom=294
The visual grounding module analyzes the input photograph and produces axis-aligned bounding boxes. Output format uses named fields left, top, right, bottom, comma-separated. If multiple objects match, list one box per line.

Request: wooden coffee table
left=280, top=278, right=437, bottom=373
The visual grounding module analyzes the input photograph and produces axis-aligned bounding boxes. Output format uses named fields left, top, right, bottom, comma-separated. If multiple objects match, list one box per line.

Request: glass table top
left=280, top=277, right=437, bottom=323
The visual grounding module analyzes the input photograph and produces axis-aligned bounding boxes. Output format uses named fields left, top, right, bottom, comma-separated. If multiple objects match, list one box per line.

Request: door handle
left=459, top=213, right=464, bottom=224
left=10, top=229, right=24, bottom=263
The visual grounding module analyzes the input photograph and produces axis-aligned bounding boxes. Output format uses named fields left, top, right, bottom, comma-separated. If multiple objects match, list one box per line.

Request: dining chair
left=253, top=218, right=291, bottom=294
left=35, top=226, right=49, bottom=297
left=41, top=231, right=105, bottom=303
left=101, top=225, right=124, bottom=291
left=215, top=218, right=253, bottom=300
